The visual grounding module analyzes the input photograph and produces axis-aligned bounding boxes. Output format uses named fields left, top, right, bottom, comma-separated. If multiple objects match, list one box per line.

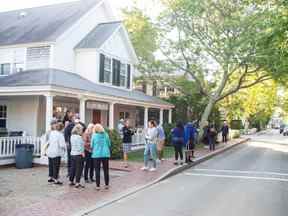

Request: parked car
left=283, top=126, right=288, bottom=136
left=280, top=124, right=285, bottom=134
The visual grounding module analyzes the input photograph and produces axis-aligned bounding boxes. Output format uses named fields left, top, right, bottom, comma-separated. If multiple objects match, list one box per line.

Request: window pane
left=120, top=63, right=126, bottom=75
left=1, top=63, right=10, bottom=75
left=120, top=76, right=126, bottom=87
left=104, top=57, right=111, bottom=71
left=104, top=70, right=111, bottom=83
left=0, top=119, right=6, bottom=128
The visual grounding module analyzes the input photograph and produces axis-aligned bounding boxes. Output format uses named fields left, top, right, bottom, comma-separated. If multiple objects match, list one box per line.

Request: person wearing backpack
left=184, top=122, right=196, bottom=163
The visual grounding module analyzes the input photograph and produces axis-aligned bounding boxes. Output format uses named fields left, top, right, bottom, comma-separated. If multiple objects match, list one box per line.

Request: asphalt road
left=88, top=130, right=288, bottom=216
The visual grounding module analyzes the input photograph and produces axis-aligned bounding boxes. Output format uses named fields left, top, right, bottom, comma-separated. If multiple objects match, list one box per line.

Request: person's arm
left=59, top=134, right=66, bottom=150
left=105, top=132, right=111, bottom=148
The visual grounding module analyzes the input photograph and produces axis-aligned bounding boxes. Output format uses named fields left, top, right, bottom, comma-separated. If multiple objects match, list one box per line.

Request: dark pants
left=222, top=134, right=228, bottom=143
left=48, top=157, right=61, bottom=180
left=209, top=136, right=216, bottom=151
left=70, top=155, right=84, bottom=183
left=174, top=143, right=183, bottom=161
left=93, top=158, right=109, bottom=187
left=84, top=150, right=94, bottom=180
left=67, top=146, right=71, bottom=177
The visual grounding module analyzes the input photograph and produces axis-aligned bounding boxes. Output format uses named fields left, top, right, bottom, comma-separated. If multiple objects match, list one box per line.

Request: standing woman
left=171, top=122, right=185, bottom=165
left=141, top=120, right=158, bottom=171
left=122, top=120, right=134, bottom=167
left=83, top=123, right=95, bottom=183
left=91, top=124, right=111, bottom=190
left=69, top=124, right=85, bottom=188
left=47, top=120, right=66, bottom=185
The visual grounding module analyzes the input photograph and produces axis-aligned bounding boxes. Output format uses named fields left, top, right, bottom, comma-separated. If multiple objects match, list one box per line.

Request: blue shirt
left=91, top=132, right=111, bottom=158
left=184, top=123, right=196, bottom=145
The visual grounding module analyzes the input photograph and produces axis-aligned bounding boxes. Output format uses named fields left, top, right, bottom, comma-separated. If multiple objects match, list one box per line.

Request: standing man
left=64, top=114, right=75, bottom=178
left=184, top=121, right=196, bottom=163
left=221, top=121, right=229, bottom=143
left=157, top=124, right=166, bottom=162
left=122, top=120, right=134, bottom=168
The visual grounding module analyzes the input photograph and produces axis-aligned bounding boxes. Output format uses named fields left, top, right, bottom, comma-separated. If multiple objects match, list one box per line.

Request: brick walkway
left=0, top=139, right=245, bottom=216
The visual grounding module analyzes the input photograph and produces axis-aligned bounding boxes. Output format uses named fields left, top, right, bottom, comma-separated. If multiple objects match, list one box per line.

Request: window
left=104, top=56, right=112, bottom=83
left=120, top=63, right=127, bottom=87
left=0, top=63, right=10, bottom=76
left=13, top=63, right=24, bottom=73
left=0, top=105, right=7, bottom=128
left=120, top=112, right=130, bottom=120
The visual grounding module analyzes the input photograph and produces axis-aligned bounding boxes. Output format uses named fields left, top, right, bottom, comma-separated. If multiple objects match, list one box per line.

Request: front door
left=92, top=110, right=101, bottom=124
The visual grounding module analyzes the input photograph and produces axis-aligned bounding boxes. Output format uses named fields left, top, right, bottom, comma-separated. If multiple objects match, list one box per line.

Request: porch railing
left=131, top=128, right=146, bottom=151
left=0, top=136, right=42, bottom=159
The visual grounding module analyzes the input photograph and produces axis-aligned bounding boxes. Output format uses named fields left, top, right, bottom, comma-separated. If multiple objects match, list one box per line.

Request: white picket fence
left=0, top=136, right=42, bottom=165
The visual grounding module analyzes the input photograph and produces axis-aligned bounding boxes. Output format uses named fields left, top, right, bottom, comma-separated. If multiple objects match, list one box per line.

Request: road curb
left=77, top=138, right=250, bottom=216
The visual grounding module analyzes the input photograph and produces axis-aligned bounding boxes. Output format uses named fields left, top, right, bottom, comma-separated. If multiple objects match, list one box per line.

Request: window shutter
left=99, top=54, right=105, bottom=83
left=116, top=60, right=121, bottom=86
left=112, top=59, right=117, bottom=86
left=127, top=64, right=131, bottom=89
left=112, top=59, right=121, bottom=86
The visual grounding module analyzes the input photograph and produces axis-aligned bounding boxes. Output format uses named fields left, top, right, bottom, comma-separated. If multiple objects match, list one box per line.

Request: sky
left=0, top=0, right=163, bottom=18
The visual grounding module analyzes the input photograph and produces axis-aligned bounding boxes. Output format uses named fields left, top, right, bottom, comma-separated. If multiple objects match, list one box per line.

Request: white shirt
left=46, top=130, right=66, bottom=158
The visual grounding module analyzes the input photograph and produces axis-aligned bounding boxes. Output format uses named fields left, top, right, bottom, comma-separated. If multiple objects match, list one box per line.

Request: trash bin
left=15, top=144, right=34, bottom=169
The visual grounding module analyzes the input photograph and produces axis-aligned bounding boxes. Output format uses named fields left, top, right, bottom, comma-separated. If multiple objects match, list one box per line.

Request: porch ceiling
left=0, top=69, right=174, bottom=109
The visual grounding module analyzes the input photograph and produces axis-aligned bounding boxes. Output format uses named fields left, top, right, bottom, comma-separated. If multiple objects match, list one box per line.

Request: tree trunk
left=198, top=98, right=216, bottom=142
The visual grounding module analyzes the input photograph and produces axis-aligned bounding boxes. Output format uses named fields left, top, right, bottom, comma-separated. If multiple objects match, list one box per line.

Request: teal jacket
left=91, top=132, right=111, bottom=158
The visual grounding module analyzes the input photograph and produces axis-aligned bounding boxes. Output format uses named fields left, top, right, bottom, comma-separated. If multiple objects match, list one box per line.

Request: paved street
left=89, top=130, right=288, bottom=216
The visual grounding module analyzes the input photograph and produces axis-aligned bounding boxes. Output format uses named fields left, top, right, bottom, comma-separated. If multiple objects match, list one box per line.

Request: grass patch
left=127, top=146, right=175, bottom=162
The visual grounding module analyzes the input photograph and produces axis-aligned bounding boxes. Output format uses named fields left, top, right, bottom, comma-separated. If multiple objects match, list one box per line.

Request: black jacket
left=64, top=122, right=75, bottom=144
left=122, top=126, right=134, bottom=143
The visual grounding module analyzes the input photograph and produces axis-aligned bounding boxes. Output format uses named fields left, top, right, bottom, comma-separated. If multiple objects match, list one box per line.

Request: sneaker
left=96, top=186, right=101, bottom=191
left=104, top=185, right=109, bottom=190
left=48, top=178, right=54, bottom=183
left=54, top=181, right=63, bottom=185
left=141, top=166, right=149, bottom=171
left=75, top=184, right=85, bottom=189
left=149, top=168, right=157, bottom=172
left=69, top=182, right=75, bottom=186
left=174, top=161, right=179, bottom=165
left=90, top=179, right=96, bottom=183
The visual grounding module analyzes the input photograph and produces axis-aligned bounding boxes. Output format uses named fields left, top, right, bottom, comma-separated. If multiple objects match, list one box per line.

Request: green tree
left=158, top=0, right=288, bottom=134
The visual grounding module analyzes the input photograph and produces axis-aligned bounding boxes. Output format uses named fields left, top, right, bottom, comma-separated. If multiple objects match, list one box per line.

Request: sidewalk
left=0, top=138, right=248, bottom=216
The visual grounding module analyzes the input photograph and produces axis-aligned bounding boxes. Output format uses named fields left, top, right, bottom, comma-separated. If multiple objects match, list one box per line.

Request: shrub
left=106, top=129, right=122, bottom=159
left=163, top=123, right=176, bottom=146
left=231, top=130, right=240, bottom=139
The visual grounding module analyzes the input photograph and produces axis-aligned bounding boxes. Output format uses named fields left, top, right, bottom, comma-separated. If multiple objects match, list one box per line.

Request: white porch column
left=168, top=109, right=173, bottom=124
left=109, top=102, right=115, bottom=129
left=144, top=107, right=149, bottom=129
left=79, top=98, right=86, bottom=123
left=45, top=94, right=54, bottom=132
left=159, top=108, right=164, bottom=126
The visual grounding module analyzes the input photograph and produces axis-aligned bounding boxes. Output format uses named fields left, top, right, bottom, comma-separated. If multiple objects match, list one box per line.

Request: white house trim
left=0, top=85, right=174, bottom=109
left=98, top=24, right=138, bottom=64
left=0, top=42, right=54, bottom=49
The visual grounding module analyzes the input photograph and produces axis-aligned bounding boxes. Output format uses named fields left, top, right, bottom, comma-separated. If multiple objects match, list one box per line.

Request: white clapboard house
left=0, top=0, right=174, bottom=165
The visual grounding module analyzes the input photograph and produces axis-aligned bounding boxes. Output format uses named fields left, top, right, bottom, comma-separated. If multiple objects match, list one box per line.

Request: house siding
left=26, top=46, right=50, bottom=70
left=53, top=2, right=114, bottom=73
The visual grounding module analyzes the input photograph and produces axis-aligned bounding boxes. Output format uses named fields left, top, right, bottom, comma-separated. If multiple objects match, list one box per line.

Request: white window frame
left=120, top=63, right=127, bottom=87
left=0, top=63, right=11, bottom=76
left=0, top=105, right=7, bottom=128
left=103, top=56, right=112, bottom=83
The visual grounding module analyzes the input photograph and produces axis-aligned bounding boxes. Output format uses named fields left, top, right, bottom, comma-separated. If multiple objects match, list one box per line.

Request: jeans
left=144, top=143, right=157, bottom=168
left=222, top=134, right=228, bottom=143
left=174, top=144, right=183, bottom=161
left=48, top=157, right=61, bottom=179
left=67, top=146, right=71, bottom=177
left=93, top=158, right=109, bottom=187
left=70, top=155, right=84, bottom=183
left=209, top=136, right=215, bottom=151
left=84, top=150, right=94, bottom=180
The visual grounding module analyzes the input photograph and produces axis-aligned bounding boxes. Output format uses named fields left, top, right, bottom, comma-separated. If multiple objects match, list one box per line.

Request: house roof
left=75, top=21, right=122, bottom=49
left=0, top=69, right=173, bottom=107
left=0, top=0, right=102, bottom=46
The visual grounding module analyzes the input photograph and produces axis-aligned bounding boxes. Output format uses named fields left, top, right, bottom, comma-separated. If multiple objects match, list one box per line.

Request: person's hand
left=81, top=152, right=85, bottom=158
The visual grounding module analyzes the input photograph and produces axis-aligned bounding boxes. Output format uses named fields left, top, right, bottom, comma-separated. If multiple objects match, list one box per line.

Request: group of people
left=45, top=109, right=230, bottom=188
left=45, top=111, right=111, bottom=190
